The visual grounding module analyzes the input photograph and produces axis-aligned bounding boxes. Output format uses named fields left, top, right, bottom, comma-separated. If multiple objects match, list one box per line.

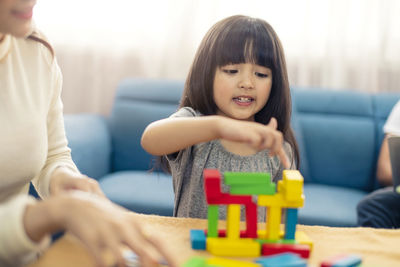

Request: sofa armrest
left=64, top=114, right=111, bottom=180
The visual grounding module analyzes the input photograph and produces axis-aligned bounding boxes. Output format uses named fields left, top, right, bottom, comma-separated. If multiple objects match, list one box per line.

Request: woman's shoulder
left=16, top=29, right=55, bottom=69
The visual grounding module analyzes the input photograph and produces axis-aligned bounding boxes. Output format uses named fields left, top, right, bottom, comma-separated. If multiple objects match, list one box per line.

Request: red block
left=245, top=202, right=257, bottom=238
left=261, top=243, right=311, bottom=259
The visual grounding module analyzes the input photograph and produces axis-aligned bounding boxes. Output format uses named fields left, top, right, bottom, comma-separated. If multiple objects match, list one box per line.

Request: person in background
left=141, top=15, right=298, bottom=221
left=0, top=0, right=177, bottom=266
left=357, top=100, right=400, bottom=228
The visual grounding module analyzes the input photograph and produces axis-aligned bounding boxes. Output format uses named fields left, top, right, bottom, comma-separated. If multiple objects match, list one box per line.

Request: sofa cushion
left=293, top=89, right=376, bottom=191
left=99, top=171, right=174, bottom=216
left=291, top=89, right=310, bottom=181
left=298, top=184, right=367, bottom=227
left=64, top=114, right=111, bottom=180
left=108, top=79, right=184, bottom=172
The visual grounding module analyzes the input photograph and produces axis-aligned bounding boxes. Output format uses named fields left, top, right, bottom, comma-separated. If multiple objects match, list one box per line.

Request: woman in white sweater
left=0, top=1, right=176, bottom=267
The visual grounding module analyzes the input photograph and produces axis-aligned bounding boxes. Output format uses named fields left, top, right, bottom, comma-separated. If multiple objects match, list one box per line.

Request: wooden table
left=29, top=214, right=400, bottom=267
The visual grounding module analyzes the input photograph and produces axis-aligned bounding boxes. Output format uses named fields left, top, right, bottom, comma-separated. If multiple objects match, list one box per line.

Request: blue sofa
left=64, top=78, right=400, bottom=226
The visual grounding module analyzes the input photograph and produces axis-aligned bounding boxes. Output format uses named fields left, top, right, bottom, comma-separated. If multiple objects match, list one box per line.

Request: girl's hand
left=50, top=167, right=105, bottom=197
left=218, top=117, right=290, bottom=168
left=25, top=192, right=179, bottom=267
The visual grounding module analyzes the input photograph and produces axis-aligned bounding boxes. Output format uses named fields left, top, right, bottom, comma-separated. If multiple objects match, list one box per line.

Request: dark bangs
left=215, top=19, right=275, bottom=69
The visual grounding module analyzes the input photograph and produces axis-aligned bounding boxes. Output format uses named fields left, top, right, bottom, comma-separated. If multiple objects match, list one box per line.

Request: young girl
left=0, top=1, right=176, bottom=267
left=141, top=15, right=299, bottom=221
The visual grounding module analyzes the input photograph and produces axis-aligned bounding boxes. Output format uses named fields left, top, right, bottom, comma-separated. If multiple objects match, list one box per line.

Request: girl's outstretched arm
left=141, top=116, right=223, bottom=156
left=141, top=116, right=289, bottom=168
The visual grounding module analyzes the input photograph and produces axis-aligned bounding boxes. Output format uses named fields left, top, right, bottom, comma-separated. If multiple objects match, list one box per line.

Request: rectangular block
left=224, top=172, right=272, bottom=185
left=321, top=254, right=362, bottom=267
left=227, top=204, right=241, bottom=239
left=208, top=205, right=219, bottom=237
left=207, top=257, right=261, bottom=267
left=230, top=184, right=276, bottom=195
left=261, top=243, right=311, bottom=259
left=255, top=252, right=307, bottom=267
left=207, top=237, right=261, bottom=257
left=182, top=256, right=207, bottom=267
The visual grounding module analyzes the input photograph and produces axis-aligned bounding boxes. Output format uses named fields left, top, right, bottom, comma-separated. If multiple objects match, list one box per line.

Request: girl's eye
left=255, top=72, right=268, bottom=78
left=223, top=69, right=238, bottom=74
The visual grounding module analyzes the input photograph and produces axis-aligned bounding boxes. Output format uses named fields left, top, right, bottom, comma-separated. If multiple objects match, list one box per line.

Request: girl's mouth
left=233, top=96, right=254, bottom=106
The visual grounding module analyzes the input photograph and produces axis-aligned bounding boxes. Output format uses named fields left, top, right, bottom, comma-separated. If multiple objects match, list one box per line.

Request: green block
left=224, top=172, right=272, bottom=185
left=207, top=205, right=218, bottom=237
left=182, top=256, right=207, bottom=267
left=230, top=183, right=276, bottom=195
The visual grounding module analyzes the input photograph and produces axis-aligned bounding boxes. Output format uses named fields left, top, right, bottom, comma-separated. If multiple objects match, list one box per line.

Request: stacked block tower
left=190, top=169, right=313, bottom=259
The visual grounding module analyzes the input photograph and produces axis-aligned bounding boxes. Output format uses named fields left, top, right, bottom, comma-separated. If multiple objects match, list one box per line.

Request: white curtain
left=33, top=0, right=400, bottom=115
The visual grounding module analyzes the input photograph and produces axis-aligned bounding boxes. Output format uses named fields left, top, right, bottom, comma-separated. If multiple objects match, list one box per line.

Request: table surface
left=28, top=213, right=400, bottom=267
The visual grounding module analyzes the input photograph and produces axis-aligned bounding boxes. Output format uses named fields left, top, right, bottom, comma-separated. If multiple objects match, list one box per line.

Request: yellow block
left=206, top=238, right=261, bottom=257
left=257, top=229, right=285, bottom=239
left=258, top=194, right=304, bottom=208
left=266, top=206, right=281, bottom=240
left=295, top=231, right=314, bottom=250
left=281, top=170, right=304, bottom=202
left=207, top=257, right=261, bottom=267
left=227, top=205, right=241, bottom=239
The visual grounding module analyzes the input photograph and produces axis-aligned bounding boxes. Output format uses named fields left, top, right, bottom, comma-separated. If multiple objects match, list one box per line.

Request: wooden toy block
left=280, top=170, right=304, bottom=202
left=208, top=194, right=254, bottom=205
left=224, top=172, right=272, bottom=184
left=295, top=231, right=313, bottom=250
left=205, top=177, right=223, bottom=200
left=266, top=206, right=281, bottom=240
left=206, top=237, right=261, bottom=257
left=257, top=229, right=285, bottom=240
left=258, top=194, right=304, bottom=208
left=229, top=184, right=276, bottom=196
left=208, top=205, right=219, bottom=237
left=207, top=257, right=262, bottom=267
left=245, top=202, right=257, bottom=238
left=285, top=208, right=298, bottom=240
left=182, top=256, right=208, bottom=267
left=261, top=243, right=311, bottom=259
left=205, top=229, right=248, bottom=238
left=204, top=169, right=222, bottom=179
left=255, top=252, right=307, bottom=267
left=227, top=204, right=241, bottom=239
left=190, top=229, right=207, bottom=250
left=320, top=254, right=362, bottom=267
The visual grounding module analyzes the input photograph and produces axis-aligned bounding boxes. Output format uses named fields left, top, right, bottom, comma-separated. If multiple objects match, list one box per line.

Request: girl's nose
left=239, top=73, right=254, bottom=89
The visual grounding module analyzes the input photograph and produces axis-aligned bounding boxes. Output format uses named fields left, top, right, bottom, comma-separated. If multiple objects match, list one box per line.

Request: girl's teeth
left=236, top=97, right=252, bottom=102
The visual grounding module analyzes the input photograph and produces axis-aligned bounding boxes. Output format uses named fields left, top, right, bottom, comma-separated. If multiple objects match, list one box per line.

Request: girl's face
left=213, top=63, right=272, bottom=121
left=0, top=0, right=36, bottom=39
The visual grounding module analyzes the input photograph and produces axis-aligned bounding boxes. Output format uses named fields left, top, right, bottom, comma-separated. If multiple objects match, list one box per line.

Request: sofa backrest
left=292, top=88, right=400, bottom=191
left=108, top=78, right=183, bottom=172
left=109, top=78, right=400, bottom=192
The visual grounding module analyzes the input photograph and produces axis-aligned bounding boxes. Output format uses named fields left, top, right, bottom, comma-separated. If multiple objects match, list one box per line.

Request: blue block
left=332, top=255, right=362, bottom=267
left=255, top=253, right=307, bottom=267
left=285, top=208, right=298, bottom=240
left=190, top=229, right=206, bottom=250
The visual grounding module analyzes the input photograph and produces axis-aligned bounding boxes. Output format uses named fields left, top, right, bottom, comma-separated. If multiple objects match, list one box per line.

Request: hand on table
left=25, top=191, right=179, bottom=267
left=50, top=167, right=105, bottom=197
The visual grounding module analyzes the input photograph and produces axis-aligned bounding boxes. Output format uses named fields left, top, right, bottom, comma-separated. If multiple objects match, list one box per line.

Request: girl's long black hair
left=159, top=15, right=299, bottom=172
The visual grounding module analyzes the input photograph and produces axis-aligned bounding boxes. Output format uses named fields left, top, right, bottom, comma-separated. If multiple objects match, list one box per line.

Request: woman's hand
left=217, top=117, right=290, bottom=168
left=50, top=167, right=105, bottom=197
left=24, top=192, right=179, bottom=267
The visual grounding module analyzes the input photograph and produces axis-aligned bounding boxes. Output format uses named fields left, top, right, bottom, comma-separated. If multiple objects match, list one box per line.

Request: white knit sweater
left=0, top=33, right=78, bottom=266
